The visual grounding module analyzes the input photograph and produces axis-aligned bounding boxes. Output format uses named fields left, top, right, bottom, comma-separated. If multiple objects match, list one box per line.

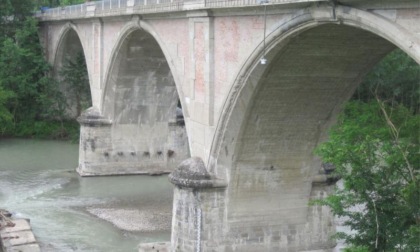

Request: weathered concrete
left=37, top=0, right=420, bottom=250
left=138, top=242, right=171, bottom=252
left=0, top=218, right=40, bottom=252
left=77, top=104, right=190, bottom=175
left=169, top=157, right=228, bottom=252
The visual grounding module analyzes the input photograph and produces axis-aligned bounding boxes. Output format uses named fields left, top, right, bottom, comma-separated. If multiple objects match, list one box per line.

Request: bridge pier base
left=77, top=107, right=112, bottom=176
left=169, top=157, right=228, bottom=252
left=304, top=181, right=337, bottom=250
left=77, top=107, right=190, bottom=176
left=168, top=159, right=337, bottom=251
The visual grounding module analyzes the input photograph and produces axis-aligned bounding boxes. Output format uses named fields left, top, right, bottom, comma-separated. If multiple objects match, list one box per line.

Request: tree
left=0, top=87, right=14, bottom=134
left=0, top=17, right=61, bottom=121
left=35, top=0, right=85, bottom=8
left=59, top=51, right=91, bottom=117
left=353, top=49, right=420, bottom=114
left=315, top=101, right=419, bottom=251
left=0, top=0, right=34, bottom=41
left=315, top=49, right=420, bottom=251
left=0, top=0, right=73, bottom=138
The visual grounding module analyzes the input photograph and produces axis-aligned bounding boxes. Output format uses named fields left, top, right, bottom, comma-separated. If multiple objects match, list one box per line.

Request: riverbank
left=87, top=207, right=171, bottom=232
left=0, top=119, right=80, bottom=142
left=0, top=209, right=41, bottom=252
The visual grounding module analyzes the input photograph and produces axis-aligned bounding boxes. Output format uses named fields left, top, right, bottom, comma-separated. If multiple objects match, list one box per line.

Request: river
left=0, top=138, right=173, bottom=252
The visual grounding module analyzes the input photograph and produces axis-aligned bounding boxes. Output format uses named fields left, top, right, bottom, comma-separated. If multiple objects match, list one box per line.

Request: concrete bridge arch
left=183, top=4, right=420, bottom=251
left=52, top=23, right=92, bottom=118
left=101, top=19, right=190, bottom=120
left=78, top=19, right=191, bottom=176
left=52, top=23, right=86, bottom=69
left=210, top=4, right=420, bottom=177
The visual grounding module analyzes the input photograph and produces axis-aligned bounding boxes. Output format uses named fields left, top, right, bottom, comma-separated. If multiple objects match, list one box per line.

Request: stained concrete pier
left=0, top=211, right=40, bottom=252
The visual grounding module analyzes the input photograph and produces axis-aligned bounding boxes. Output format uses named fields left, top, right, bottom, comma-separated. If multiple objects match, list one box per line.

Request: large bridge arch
left=78, top=19, right=190, bottom=176
left=210, top=4, right=420, bottom=177
left=53, top=23, right=92, bottom=118
left=205, top=4, right=419, bottom=251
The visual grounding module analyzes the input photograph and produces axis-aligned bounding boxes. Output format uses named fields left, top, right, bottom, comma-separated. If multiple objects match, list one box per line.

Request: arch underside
left=54, top=29, right=88, bottom=118
left=221, top=24, right=395, bottom=250
left=100, top=29, right=190, bottom=175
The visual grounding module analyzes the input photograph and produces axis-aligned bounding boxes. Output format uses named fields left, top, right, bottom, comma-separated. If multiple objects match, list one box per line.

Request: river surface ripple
left=0, top=139, right=172, bottom=252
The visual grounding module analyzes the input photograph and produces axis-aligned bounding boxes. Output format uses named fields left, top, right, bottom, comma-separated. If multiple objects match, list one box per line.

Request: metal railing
left=36, top=0, right=323, bottom=20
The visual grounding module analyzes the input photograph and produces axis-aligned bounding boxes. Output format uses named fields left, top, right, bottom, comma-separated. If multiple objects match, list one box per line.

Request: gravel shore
left=86, top=207, right=172, bottom=232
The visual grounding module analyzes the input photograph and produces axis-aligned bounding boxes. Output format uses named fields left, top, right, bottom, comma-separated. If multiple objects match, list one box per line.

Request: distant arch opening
left=54, top=29, right=91, bottom=118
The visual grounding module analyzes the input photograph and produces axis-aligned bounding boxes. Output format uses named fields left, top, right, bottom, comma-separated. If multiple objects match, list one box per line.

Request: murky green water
left=0, top=139, right=173, bottom=252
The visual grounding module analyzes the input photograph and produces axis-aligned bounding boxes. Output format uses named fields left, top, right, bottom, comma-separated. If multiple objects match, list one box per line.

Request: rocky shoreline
left=84, top=206, right=173, bottom=252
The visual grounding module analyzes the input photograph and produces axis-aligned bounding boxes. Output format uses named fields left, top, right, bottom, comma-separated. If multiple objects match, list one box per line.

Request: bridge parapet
left=36, top=0, right=325, bottom=20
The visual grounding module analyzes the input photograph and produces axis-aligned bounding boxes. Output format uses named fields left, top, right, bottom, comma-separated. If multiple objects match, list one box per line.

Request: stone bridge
left=37, top=0, right=420, bottom=250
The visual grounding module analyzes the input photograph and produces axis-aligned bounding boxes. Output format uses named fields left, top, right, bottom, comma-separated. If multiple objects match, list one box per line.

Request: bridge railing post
left=86, top=1, right=96, bottom=17
left=126, top=0, right=135, bottom=13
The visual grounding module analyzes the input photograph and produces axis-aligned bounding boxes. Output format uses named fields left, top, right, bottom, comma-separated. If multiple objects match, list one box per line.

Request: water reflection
left=0, top=139, right=172, bottom=251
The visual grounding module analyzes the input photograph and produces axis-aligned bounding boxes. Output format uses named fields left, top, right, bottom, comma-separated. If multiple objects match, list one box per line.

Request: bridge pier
left=77, top=107, right=112, bottom=176
left=169, top=157, right=228, bottom=252
left=77, top=107, right=190, bottom=176
left=169, top=158, right=337, bottom=251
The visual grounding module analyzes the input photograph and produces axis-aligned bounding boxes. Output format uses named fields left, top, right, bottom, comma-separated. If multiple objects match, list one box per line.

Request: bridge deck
left=36, top=0, right=327, bottom=20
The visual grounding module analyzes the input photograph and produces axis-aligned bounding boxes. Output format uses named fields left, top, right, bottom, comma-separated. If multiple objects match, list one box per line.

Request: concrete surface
left=0, top=218, right=40, bottom=252
left=138, top=242, right=170, bottom=252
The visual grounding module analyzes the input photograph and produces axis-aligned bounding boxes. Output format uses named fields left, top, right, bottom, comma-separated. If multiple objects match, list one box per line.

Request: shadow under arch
left=92, top=20, right=190, bottom=175
left=210, top=4, right=420, bottom=178
left=207, top=4, right=420, bottom=251
left=53, top=24, right=92, bottom=118
left=101, top=19, right=189, bottom=118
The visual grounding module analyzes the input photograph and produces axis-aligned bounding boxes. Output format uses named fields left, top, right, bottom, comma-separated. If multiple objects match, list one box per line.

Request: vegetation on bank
left=315, top=50, right=420, bottom=251
left=37, top=0, right=85, bottom=8
left=0, top=0, right=90, bottom=140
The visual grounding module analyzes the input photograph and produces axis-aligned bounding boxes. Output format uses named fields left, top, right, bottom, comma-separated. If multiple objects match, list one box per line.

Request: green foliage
left=0, top=0, right=80, bottom=140
left=0, top=87, right=15, bottom=134
left=315, top=48, right=420, bottom=251
left=315, top=101, right=420, bottom=251
left=0, top=0, right=35, bottom=40
left=59, top=51, right=91, bottom=117
left=353, top=49, right=420, bottom=113
left=343, top=246, right=369, bottom=252
left=36, top=0, right=86, bottom=8
left=12, top=119, right=80, bottom=140
left=0, top=18, right=53, bottom=120
left=59, top=0, right=85, bottom=6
